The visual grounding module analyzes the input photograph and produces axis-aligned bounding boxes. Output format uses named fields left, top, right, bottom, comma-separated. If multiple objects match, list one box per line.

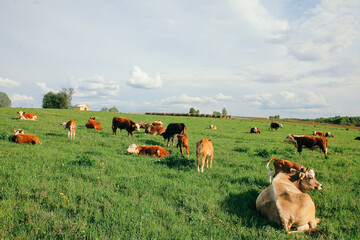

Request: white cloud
left=36, top=82, right=58, bottom=93
left=127, top=66, right=162, bottom=89
left=162, top=93, right=233, bottom=105
left=0, top=77, right=20, bottom=88
left=11, top=94, right=34, bottom=102
left=72, top=75, right=120, bottom=97
left=215, top=93, right=233, bottom=100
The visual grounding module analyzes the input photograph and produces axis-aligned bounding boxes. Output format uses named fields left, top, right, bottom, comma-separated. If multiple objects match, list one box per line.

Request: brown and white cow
left=139, top=122, right=151, bottom=130
left=256, top=169, right=322, bottom=234
left=126, top=144, right=170, bottom=158
left=266, top=158, right=306, bottom=182
left=284, top=134, right=328, bottom=158
left=269, top=122, right=283, bottom=130
left=196, top=139, right=214, bottom=173
left=250, top=127, right=261, bottom=134
left=325, top=132, right=334, bottom=138
left=60, top=120, right=76, bottom=139
left=145, top=125, right=166, bottom=135
left=85, top=117, right=103, bottom=130
left=17, top=111, right=38, bottom=120
left=152, top=120, right=163, bottom=127
left=312, top=131, right=325, bottom=137
left=175, top=134, right=189, bottom=157
left=112, top=116, right=140, bottom=137
left=11, top=129, right=41, bottom=144
left=162, top=123, right=187, bottom=146
left=209, top=124, right=217, bottom=130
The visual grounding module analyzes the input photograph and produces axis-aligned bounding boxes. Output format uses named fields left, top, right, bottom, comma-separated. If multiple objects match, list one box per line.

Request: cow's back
left=196, top=139, right=213, bottom=155
left=13, top=134, right=40, bottom=144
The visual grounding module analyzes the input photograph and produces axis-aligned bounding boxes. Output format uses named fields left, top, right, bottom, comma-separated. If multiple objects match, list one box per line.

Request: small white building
left=73, top=104, right=89, bottom=111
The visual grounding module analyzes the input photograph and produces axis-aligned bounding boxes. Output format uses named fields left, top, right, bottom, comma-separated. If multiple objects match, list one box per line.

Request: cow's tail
left=266, top=158, right=275, bottom=182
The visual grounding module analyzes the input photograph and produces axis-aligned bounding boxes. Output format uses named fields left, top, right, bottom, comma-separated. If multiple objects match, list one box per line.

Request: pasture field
left=0, top=108, right=359, bottom=239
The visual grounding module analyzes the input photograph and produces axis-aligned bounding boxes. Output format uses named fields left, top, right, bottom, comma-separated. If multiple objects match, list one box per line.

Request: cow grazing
left=313, top=131, right=325, bottom=137
left=145, top=125, right=166, bottom=135
left=256, top=169, right=322, bottom=234
left=152, top=120, right=163, bottom=127
left=17, top=111, right=38, bottom=120
left=139, top=122, right=151, bottom=130
left=196, top=139, right=214, bottom=173
left=162, top=123, right=187, bottom=146
left=11, top=129, right=41, bottom=144
left=325, top=132, right=334, bottom=138
left=85, top=117, right=103, bottom=130
left=269, top=122, right=283, bottom=130
left=250, top=127, right=261, bottom=134
left=209, top=124, right=217, bottom=130
left=112, top=116, right=140, bottom=137
left=126, top=144, right=170, bottom=158
left=355, top=137, right=360, bottom=140
left=266, top=158, right=306, bottom=183
left=284, top=134, right=328, bottom=158
left=60, top=120, right=76, bottom=139
left=175, top=134, right=189, bottom=157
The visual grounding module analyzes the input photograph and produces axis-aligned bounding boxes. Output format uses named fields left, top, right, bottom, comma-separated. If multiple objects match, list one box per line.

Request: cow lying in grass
left=85, top=117, right=103, bottom=130
left=17, top=111, right=38, bottom=120
left=126, top=144, right=170, bottom=158
left=11, top=129, right=41, bottom=144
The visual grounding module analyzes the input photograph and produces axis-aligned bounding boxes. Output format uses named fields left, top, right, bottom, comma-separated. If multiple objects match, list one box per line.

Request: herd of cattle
left=10, top=110, right=360, bottom=234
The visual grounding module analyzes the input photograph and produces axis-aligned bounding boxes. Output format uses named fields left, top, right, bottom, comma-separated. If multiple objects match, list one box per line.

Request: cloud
left=244, top=91, right=328, bottom=110
left=72, top=75, right=120, bottom=97
left=162, top=93, right=232, bottom=104
left=127, top=66, right=162, bottom=89
left=36, top=82, right=59, bottom=93
left=0, top=77, right=20, bottom=88
left=11, top=94, right=34, bottom=102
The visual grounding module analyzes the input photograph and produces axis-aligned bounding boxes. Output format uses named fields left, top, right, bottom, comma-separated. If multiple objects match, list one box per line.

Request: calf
left=269, top=122, right=283, bottom=130
left=266, top=158, right=306, bottom=182
left=112, top=116, right=140, bottom=137
left=126, top=144, right=170, bottom=158
left=313, top=131, right=325, bottom=137
left=60, top=120, right=76, bottom=139
left=250, top=127, right=261, bottom=134
left=162, top=123, right=187, bottom=146
left=284, top=134, right=328, bottom=158
left=145, top=125, right=166, bottom=135
left=325, top=132, right=334, bottom=138
left=209, top=124, right=217, bottom=130
left=175, top=134, right=189, bottom=157
left=11, top=129, right=41, bottom=144
left=196, top=139, right=214, bottom=173
left=256, top=169, right=322, bottom=234
left=85, top=117, right=103, bottom=130
left=17, top=111, right=38, bottom=120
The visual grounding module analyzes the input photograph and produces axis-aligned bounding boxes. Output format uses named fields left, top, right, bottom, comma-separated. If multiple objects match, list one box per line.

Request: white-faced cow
left=11, top=129, right=41, bottom=144
left=270, top=122, right=283, bottom=130
left=126, top=144, right=170, bottom=158
left=284, top=134, right=328, bottom=158
left=196, top=139, right=214, bottom=173
left=250, top=127, right=261, bottom=134
left=112, top=116, right=140, bottom=137
left=60, top=120, right=76, bottom=139
left=313, top=131, right=325, bottom=137
left=209, top=124, right=217, bottom=130
left=17, top=111, right=38, bottom=120
left=161, top=123, right=187, bottom=146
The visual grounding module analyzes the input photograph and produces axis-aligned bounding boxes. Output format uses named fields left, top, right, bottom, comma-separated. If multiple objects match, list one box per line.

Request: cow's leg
left=67, top=131, right=70, bottom=138
left=209, top=154, right=213, bottom=168
left=167, top=138, right=170, bottom=147
left=73, top=130, right=76, bottom=139
left=196, top=154, right=200, bottom=172
left=186, top=147, right=189, bottom=158
left=201, top=154, right=207, bottom=173
left=180, top=145, right=184, bottom=155
left=172, top=137, right=175, bottom=146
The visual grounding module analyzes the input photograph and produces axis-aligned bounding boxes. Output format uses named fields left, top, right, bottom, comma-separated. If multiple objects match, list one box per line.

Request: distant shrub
left=73, top=154, right=94, bottom=167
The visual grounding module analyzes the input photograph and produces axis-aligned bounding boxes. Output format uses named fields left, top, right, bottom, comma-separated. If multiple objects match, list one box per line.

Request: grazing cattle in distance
left=126, top=144, right=170, bottom=158
left=355, top=137, right=360, bottom=140
left=162, top=123, right=187, bottom=146
left=17, top=111, right=38, bottom=120
left=284, top=134, right=328, bottom=158
left=209, top=124, right=217, bottom=130
left=250, top=127, right=261, bottom=134
left=152, top=120, right=163, bottom=127
left=256, top=169, right=322, bottom=234
left=175, top=134, right=189, bottom=157
left=112, top=116, right=140, bottom=137
left=325, top=132, right=334, bottom=138
left=196, top=139, right=214, bottom=173
left=145, top=125, right=166, bottom=135
left=60, top=120, right=76, bottom=139
left=11, top=129, right=41, bottom=144
left=266, top=158, right=306, bottom=183
left=269, top=122, right=283, bottom=131
left=85, top=117, right=103, bottom=130
left=313, top=131, right=325, bottom=137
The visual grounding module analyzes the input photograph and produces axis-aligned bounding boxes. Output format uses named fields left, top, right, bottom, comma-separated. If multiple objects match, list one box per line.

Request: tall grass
left=0, top=108, right=359, bottom=239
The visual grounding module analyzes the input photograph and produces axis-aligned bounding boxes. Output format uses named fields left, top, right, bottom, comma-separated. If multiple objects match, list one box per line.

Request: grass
left=0, top=107, right=359, bottom=239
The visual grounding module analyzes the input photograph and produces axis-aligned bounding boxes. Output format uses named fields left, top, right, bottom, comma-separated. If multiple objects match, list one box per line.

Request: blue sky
left=1, top=0, right=359, bottom=118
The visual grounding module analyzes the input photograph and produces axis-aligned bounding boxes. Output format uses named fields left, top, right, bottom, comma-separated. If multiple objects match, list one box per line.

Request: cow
left=11, top=129, right=41, bottom=144
left=256, top=169, right=322, bottom=234
left=161, top=123, right=187, bottom=146
left=60, top=120, right=76, bottom=139
left=85, top=117, right=103, bottom=130
left=266, top=158, right=306, bottom=183
left=325, top=132, right=334, bottom=138
left=355, top=137, right=360, bottom=140
left=196, top=139, right=214, bottom=173
left=313, top=131, right=325, bottom=137
left=269, top=122, right=283, bottom=130
left=175, top=134, right=189, bottom=157
left=284, top=134, right=328, bottom=158
left=152, top=120, right=163, bottom=127
left=250, top=127, right=261, bottom=134
left=112, top=116, right=140, bottom=137
left=209, top=124, right=217, bottom=130
left=17, top=111, right=38, bottom=120
left=145, top=125, right=166, bottom=135
left=139, top=122, right=151, bottom=130
left=126, top=144, right=170, bottom=158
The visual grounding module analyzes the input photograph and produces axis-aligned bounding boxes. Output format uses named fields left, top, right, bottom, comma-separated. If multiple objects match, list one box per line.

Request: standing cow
left=269, top=122, right=283, bottom=130
left=175, top=134, right=189, bottom=157
left=60, top=120, right=76, bottom=139
left=112, top=116, right=140, bottom=137
left=161, top=123, right=187, bottom=146
left=284, top=134, right=328, bottom=158
left=196, top=139, right=214, bottom=173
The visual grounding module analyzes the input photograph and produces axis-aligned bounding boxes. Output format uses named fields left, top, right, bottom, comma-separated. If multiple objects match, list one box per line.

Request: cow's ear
left=290, top=168, right=297, bottom=174
left=208, top=139, right=212, bottom=142
left=299, top=172, right=306, bottom=180
left=13, top=130, right=16, bottom=133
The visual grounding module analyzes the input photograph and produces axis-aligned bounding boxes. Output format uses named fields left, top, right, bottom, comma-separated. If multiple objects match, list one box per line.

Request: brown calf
left=17, top=111, right=38, bottom=120
left=145, top=125, right=166, bottom=135
left=85, top=117, right=103, bottom=130
left=196, top=139, right=214, bottom=173
left=175, top=134, right=189, bottom=157
left=11, top=129, right=41, bottom=144
left=126, top=144, right=170, bottom=158
left=266, top=158, right=306, bottom=182
left=60, top=120, right=76, bottom=139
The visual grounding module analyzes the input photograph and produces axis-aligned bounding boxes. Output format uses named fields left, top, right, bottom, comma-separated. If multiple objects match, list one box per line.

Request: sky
left=1, top=0, right=359, bottom=118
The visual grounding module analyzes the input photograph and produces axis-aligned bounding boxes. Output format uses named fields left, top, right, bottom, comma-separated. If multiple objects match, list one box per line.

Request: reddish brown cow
left=284, top=134, right=328, bottom=158
left=312, top=131, right=325, bottom=137
left=250, top=127, right=261, bottom=134
left=112, top=117, right=140, bottom=137
left=85, top=117, right=103, bottom=130
left=196, top=139, right=214, bottom=173
left=152, top=120, right=163, bottom=126
left=145, top=125, right=166, bottom=135
left=126, top=144, right=170, bottom=158
left=266, top=158, right=306, bottom=182
left=60, top=120, right=76, bottom=139
left=17, top=111, right=38, bottom=120
left=175, top=134, right=189, bottom=157
left=11, top=129, right=41, bottom=144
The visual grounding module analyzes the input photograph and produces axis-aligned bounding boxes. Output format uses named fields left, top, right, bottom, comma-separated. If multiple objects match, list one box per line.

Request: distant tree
left=213, top=111, right=221, bottom=116
left=269, top=115, right=280, bottom=119
left=222, top=107, right=227, bottom=116
left=108, top=106, right=119, bottom=112
left=0, top=91, right=11, bottom=107
left=42, top=88, right=74, bottom=109
left=189, top=107, right=196, bottom=114
left=100, top=107, right=109, bottom=112
left=196, top=109, right=200, bottom=114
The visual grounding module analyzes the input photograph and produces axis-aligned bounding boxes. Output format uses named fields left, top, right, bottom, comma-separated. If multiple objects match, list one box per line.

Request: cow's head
left=297, top=169, right=322, bottom=192
left=17, top=111, right=24, bottom=116
left=13, top=129, right=24, bottom=135
left=134, top=123, right=140, bottom=132
left=284, top=134, right=295, bottom=143
left=89, top=117, right=96, bottom=121
left=126, top=144, right=139, bottom=154
left=60, top=122, right=67, bottom=129
left=279, top=123, right=283, bottom=128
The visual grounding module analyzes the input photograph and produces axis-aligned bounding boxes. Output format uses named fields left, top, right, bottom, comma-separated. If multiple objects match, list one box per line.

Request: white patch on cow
left=308, top=169, right=315, bottom=177
left=126, top=144, right=139, bottom=154
left=135, top=123, right=140, bottom=132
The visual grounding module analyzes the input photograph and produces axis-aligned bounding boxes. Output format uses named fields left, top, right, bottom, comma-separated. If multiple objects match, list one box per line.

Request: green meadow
left=0, top=108, right=359, bottom=239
